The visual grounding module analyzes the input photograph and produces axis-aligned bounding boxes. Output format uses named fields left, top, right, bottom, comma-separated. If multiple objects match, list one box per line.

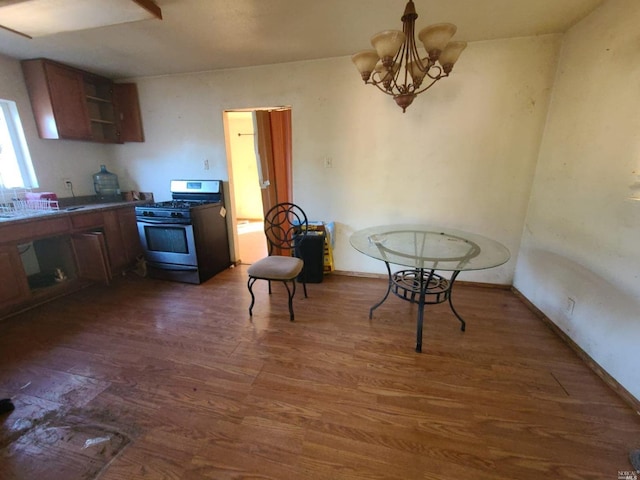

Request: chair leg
left=283, top=279, right=296, bottom=321
left=248, top=276, right=257, bottom=316
left=268, top=280, right=272, bottom=294
left=302, top=278, right=308, bottom=298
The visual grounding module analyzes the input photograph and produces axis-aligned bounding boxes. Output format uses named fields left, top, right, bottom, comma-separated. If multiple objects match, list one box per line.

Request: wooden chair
left=247, top=203, right=308, bottom=321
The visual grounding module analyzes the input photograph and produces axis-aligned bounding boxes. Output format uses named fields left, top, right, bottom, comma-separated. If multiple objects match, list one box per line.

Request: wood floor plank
left=1, top=266, right=639, bottom=479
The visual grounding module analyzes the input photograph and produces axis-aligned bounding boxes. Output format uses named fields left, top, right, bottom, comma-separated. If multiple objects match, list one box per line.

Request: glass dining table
left=350, top=224, right=510, bottom=352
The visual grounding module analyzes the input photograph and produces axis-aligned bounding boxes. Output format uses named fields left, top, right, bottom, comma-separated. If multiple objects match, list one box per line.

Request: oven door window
left=145, top=226, right=189, bottom=253
left=138, top=222, right=198, bottom=266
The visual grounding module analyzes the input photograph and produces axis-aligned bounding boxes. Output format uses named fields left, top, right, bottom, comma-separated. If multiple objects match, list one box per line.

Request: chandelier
left=352, top=0, right=466, bottom=112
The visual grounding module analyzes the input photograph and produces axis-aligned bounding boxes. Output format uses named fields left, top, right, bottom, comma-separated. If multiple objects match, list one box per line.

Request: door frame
left=223, top=106, right=292, bottom=264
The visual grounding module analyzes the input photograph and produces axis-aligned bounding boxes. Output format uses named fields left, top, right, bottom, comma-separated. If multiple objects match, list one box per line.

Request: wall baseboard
left=331, top=270, right=386, bottom=279
left=511, top=287, right=640, bottom=414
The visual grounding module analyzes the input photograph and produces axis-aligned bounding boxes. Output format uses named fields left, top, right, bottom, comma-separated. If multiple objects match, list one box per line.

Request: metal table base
left=370, top=262, right=466, bottom=352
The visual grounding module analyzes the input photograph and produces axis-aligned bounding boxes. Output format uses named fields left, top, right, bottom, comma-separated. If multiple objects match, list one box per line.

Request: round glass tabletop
left=350, top=224, right=510, bottom=271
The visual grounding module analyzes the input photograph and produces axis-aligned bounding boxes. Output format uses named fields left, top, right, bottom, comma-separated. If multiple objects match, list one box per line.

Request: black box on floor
left=294, top=231, right=325, bottom=283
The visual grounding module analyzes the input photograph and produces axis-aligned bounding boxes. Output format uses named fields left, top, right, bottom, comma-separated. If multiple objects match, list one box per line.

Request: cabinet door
left=22, top=59, right=90, bottom=140
left=0, top=245, right=30, bottom=311
left=43, top=62, right=93, bottom=140
left=102, top=210, right=127, bottom=273
left=71, top=232, right=111, bottom=284
left=113, top=83, right=144, bottom=142
left=102, top=207, right=142, bottom=274
left=118, top=207, right=143, bottom=264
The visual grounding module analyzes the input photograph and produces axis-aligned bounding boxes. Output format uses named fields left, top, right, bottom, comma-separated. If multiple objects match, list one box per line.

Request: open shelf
left=86, top=94, right=112, bottom=103
left=19, top=236, right=77, bottom=294
left=84, top=78, right=119, bottom=142
left=90, top=118, right=116, bottom=125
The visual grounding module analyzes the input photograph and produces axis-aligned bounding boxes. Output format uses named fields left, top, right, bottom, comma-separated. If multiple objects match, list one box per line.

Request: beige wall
left=514, top=0, right=640, bottom=400
left=0, top=53, right=112, bottom=197
left=111, top=34, right=561, bottom=286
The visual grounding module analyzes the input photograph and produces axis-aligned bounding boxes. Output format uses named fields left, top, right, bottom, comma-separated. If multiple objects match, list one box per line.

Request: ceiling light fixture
left=0, top=0, right=162, bottom=39
left=352, top=0, right=466, bottom=112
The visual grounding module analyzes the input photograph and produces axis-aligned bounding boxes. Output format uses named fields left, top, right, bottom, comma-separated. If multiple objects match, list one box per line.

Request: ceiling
left=0, top=0, right=606, bottom=79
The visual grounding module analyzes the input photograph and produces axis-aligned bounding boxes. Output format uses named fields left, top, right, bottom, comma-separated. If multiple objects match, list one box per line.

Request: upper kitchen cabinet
left=21, top=59, right=91, bottom=140
left=21, top=58, right=144, bottom=143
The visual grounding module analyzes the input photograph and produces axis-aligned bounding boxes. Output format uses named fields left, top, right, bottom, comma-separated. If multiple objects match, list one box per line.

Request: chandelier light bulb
left=439, top=41, right=468, bottom=72
left=371, top=30, right=406, bottom=66
left=418, top=23, right=457, bottom=60
left=351, top=50, right=380, bottom=81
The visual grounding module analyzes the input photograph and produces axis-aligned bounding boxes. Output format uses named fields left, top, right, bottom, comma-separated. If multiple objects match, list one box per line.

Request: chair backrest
left=263, top=202, right=308, bottom=255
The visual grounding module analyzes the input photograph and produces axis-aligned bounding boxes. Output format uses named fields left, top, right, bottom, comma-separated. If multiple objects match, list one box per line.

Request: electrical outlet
left=203, top=159, right=210, bottom=170
left=63, top=178, right=72, bottom=190
left=324, top=157, right=333, bottom=168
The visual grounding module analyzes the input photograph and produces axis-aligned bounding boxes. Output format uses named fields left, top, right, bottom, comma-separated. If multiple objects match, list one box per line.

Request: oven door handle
left=137, top=218, right=190, bottom=225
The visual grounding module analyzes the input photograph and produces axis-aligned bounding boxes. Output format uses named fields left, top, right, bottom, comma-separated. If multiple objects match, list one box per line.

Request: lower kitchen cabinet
left=0, top=204, right=143, bottom=319
left=1, top=234, right=93, bottom=316
left=71, top=205, right=141, bottom=277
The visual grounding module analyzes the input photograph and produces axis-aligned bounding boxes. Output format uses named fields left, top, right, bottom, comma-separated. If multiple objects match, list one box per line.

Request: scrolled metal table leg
left=415, top=295, right=424, bottom=353
left=448, top=270, right=466, bottom=331
left=369, top=261, right=393, bottom=320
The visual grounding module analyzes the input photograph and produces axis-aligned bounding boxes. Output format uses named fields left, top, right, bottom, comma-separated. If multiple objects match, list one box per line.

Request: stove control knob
left=171, top=212, right=184, bottom=218
left=144, top=211, right=155, bottom=217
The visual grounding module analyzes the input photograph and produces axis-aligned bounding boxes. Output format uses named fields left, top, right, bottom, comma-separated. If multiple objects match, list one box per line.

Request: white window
left=0, top=99, right=37, bottom=189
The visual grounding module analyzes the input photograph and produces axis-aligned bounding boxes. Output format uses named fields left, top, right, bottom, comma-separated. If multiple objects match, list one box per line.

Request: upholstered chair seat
left=247, top=256, right=304, bottom=281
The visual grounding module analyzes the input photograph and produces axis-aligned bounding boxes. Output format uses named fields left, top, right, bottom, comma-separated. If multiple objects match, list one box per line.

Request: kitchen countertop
left=0, top=199, right=149, bottom=225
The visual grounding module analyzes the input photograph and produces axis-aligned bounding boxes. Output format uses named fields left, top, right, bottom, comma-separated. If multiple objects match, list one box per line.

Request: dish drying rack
left=0, top=188, right=60, bottom=218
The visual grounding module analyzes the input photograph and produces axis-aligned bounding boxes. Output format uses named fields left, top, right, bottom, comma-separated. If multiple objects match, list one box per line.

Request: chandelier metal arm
left=413, top=76, right=445, bottom=96
left=365, top=77, right=401, bottom=97
left=368, top=80, right=393, bottom=95
left=366, top=69, right=445, bottom=99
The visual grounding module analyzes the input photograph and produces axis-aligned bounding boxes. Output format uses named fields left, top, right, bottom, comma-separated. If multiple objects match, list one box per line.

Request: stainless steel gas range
left=135, top=180, right=231, bottom=284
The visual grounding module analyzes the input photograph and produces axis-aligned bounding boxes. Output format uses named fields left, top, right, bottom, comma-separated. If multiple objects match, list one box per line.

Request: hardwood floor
left=1, top=265, right=638, bottom=479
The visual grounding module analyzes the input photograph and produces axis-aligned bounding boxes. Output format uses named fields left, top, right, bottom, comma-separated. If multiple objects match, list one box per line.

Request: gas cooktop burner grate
left=150, top=200, right=207, bottom=210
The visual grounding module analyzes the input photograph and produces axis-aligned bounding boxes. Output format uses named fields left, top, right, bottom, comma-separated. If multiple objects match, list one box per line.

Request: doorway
left=223, top=107, right=292, bottom=265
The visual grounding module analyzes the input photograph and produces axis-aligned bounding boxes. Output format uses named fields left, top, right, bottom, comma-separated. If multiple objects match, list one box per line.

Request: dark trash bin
left=294, top=230, right=325, bottom=283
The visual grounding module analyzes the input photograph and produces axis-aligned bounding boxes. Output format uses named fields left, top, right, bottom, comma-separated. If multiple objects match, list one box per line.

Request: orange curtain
left=254, top=108, right=292, bottom=217
left=269, top=109, right=292, bottom=205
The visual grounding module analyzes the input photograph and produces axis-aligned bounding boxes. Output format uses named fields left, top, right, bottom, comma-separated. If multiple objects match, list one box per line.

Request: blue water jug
left=93, top=165, right=120, bottom=200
